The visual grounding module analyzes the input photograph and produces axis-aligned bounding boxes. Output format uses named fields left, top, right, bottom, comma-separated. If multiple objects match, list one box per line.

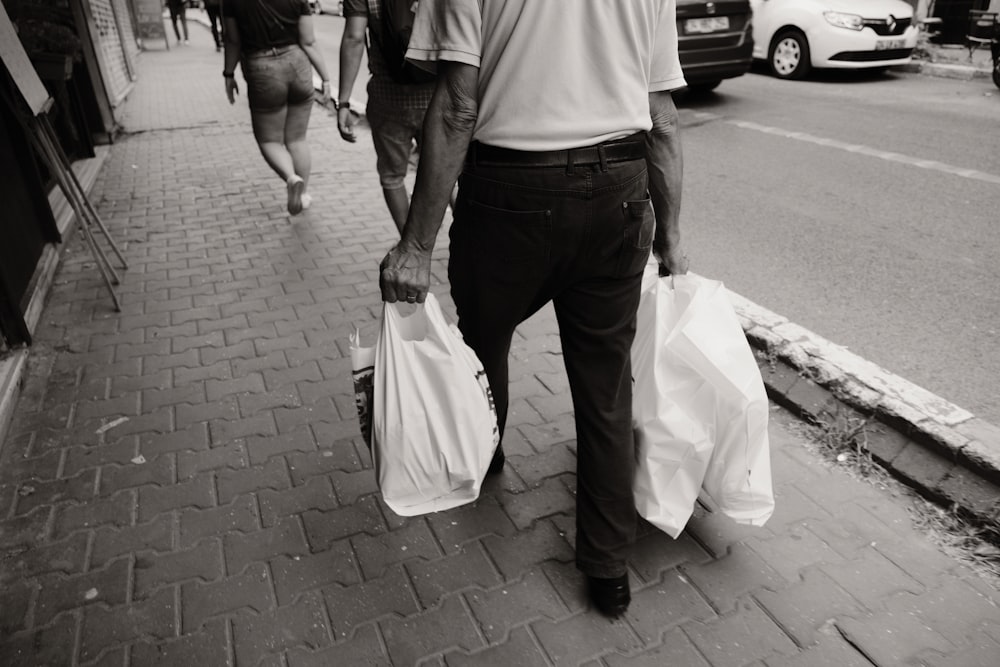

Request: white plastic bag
left=632, top=261, right=774, bottom=536
left=350, top=293, right=499, bottom=516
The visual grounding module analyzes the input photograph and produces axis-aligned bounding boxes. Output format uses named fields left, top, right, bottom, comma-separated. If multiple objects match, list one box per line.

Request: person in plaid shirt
left=337, top=0, right=436, bottom=233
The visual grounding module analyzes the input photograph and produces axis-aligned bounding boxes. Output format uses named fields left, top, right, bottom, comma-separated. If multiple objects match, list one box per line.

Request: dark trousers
left=449, top=145, right=653, bottom=578
left=205, top=4, right=223, bottom=47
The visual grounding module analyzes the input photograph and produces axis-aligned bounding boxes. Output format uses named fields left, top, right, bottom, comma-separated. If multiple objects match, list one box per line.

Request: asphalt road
left=675, top=67, right=999, bottom=425
left=311, top=13, right=1000, bottom=425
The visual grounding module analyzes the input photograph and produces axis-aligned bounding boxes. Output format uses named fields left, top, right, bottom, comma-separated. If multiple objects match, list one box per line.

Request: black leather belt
left=468, top=132, right=646, bottom=168
left=245, top=44, right=297, bottom=58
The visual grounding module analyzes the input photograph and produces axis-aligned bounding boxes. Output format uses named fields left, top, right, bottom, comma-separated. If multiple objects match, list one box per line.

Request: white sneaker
left=287, top=175, right=304, bottom=215
left=300, top=193, right=312, bottom=211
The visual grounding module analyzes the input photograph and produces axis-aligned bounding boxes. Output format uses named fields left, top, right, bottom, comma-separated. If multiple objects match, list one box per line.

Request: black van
left=677, top=0, right=754, bottom=92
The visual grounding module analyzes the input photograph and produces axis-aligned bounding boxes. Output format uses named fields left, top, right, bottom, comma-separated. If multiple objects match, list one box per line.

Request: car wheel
left=769, top=30, right=810, bottom=80
left=688, top=80, right=721, bottom=93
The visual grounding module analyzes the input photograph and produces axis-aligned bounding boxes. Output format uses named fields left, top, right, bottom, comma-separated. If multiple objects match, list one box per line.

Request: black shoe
left=486, top=445, right=505, bottom=476
left=587, top=573, right=631, bottom=618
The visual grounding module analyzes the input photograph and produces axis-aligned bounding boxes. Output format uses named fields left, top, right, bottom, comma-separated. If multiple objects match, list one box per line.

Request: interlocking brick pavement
left=2, top=18, right=999, bottom=667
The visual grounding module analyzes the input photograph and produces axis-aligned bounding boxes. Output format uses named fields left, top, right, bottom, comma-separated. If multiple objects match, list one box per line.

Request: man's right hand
left=225, top=77, right=238, bottom=104
left=337, top=107, right=357, bottom=142
left=379, top=241, right=433, bottom=303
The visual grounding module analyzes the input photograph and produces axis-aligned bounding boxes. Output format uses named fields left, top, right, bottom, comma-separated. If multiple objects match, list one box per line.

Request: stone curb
left=897, top=59, right=994, bottom=80
left=730, top=290, right=1000, bottom=533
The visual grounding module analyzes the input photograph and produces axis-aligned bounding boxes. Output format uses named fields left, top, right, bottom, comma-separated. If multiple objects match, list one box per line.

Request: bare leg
left=284, top=101, right=313, bottom=190
left=382, top=185, right=409, bottom=233
left=251, top=107, right=295, bottom=181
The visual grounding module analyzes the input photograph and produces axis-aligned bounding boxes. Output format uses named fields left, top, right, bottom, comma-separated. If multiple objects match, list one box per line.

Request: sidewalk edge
left=731, top=290, right=1000, bottom=533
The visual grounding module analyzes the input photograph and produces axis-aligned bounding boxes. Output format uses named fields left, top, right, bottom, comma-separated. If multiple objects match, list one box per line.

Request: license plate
left=875, top=38, right=906, bottom=50
left=685, top=17, right=730, bottom=34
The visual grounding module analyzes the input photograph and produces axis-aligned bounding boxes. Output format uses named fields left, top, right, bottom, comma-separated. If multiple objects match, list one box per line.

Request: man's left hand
left=380, top=242, right=432, bottom=303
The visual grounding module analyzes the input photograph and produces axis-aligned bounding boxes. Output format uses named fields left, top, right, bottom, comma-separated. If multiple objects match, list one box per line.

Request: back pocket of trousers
left=468, top=199, right=551, bottom=274
left=615, top=198, right=654, bottom=277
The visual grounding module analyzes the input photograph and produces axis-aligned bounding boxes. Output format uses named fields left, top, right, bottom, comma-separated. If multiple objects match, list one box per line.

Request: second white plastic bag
left=632, top=261, right=774, bottom=537
left=361, top=293, right=499, bottom=516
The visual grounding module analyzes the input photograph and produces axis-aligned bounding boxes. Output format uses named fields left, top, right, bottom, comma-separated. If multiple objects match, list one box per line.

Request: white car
left=749, top=0, right=919, bottom=79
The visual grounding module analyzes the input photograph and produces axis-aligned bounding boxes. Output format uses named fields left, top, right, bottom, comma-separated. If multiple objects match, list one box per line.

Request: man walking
left=204, top=0, right=223, bottom=51
left=379, top=0, right=689, bottom=617
left=336, top=0, right=436, bottom=233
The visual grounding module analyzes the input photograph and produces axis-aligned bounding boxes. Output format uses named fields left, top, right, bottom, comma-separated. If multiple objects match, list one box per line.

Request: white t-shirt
left=406, top=0, right=686, bottom=151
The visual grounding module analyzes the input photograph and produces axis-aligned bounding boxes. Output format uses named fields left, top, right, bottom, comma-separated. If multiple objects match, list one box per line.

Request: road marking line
left=688, top=112, right=1000, bottom=185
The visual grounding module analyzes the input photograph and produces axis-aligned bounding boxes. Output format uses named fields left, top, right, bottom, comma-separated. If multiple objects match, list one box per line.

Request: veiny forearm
left=645, top=90, right=684, bottom=254
left=402, top=63, right=479, bottom=252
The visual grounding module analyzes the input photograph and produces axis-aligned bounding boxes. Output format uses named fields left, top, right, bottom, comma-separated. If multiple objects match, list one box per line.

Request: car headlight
left=823, top=11, right=864, bottom=30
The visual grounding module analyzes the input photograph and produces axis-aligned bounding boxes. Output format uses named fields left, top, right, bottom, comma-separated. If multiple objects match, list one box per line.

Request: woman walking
left=223, top=0, right=331, bottom=215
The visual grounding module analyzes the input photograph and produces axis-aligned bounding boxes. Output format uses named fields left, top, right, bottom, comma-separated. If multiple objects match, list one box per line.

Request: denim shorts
left=367, top=106, right=426, bottom=189
left=242, top=45, right=314, bottom=113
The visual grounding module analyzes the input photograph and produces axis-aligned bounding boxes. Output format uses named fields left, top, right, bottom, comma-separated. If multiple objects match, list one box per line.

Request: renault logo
left=887, top=15, right=897, bottom=32
left=707, top=2, right=716, bottom=14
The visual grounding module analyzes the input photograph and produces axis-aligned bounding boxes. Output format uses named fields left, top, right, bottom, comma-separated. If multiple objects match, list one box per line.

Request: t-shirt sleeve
left=649, top=0, right=687, bottom=91
left=405, top=0, right=482, bottom=68
left=343, top=0, right=367, bottom=18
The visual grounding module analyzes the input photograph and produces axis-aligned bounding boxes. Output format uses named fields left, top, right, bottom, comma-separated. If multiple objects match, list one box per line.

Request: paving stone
left=819, top=546, right=924, bottom=610
left=625, top=569, right=716, bottom=643
left=139, top=424, right=211, bottom=458
left=446, top=625, right=552, bottom=667
left=0, top=579, right=36, bottom=635
left=683, top=502, right=776, bottom=560
left=745, top=523, right=845, bottom=583
left=405, top=545, right=503, bottom=609
left=259, top=475, right=337, bottom=527
left=130, top=618, right=231, bottom=667
left=0, top=448, right=64, bottom=485
left=481, top=520, right=575, bottom=580
left=101, top=455, right=174, bottom=495
left=14, top=469, right=97, bottom=515
left=79, top=588, right=177, bottom=663
left=52, top=490, right=134, bottom=539
left=138, top=474, right=215, bottom=522
left=603, top=627, right=711, bottom=666
left=425, top=496, right=518, bottom=554
left=232, top=593, right=332, bottom=666
left=681, top=543, right=785, bottom=614
left=287, top=446, right=363, bottom=484
left=35, top=557, right=130, bottom=626
left=625, top=528, right=708, bottom=585
left=353, top=519, right=442, bottom=580
left=177, top=442, right=247, bottom=479
left=176, top=396, right=240, bottom=431
left=224, top=516, right=310, bottom=574
left=323, top=565, right=420, bottom=639
left=301, top=496, right=387, bottom=551
left=179, top=494, right=259, bottom=548
left=246, top=429, right=316, bottom=466
left=835, top=610, right=956, bottom=666
left=218, top=458, right=288, bottom=505
left=764, top=632, right=874, bottom=667
left=532, top=607, right=643, bottom=666
left=883, top=578, right=1000, bottom=647
left=134, top=538, right=224, bottom=598
left=272, top=545, right=360, bottom=605
left=182, top=562, right=276, bottom=632
left=753, top=569, right=866, bottom=647
left=917, top=630, right=1000, bottom=667
left=0, top=611, right=78, bottom=667
left=499, top=476, right=576, bottom=530
left=465, top=568, right=568, bottom=643
left=92, top=513, right=175, bottom=566
left=380, top=595, right=484, bottom=666
left=209, top=411, right=277, bottom=444
left=684, top=598, right=799, bottom=667
left=287, top=624, right=389, bottom=666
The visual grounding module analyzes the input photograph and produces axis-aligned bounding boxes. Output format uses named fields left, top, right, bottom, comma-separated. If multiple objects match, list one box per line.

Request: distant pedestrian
left=166, top=0, right=189, bottom=45
left=336, top=0, right=436, bottom=233
left=379, top=0, right=688, bottom=618
left=204, top=0, right=223, bottom=51
left=222, top=0, right=332, bottom=215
